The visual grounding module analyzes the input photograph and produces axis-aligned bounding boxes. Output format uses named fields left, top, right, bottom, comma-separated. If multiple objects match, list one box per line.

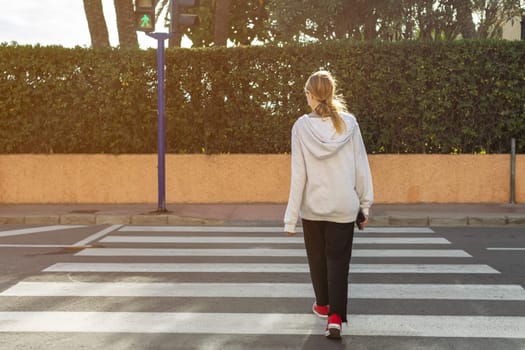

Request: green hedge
left=1, top=40, right=524, bottom=154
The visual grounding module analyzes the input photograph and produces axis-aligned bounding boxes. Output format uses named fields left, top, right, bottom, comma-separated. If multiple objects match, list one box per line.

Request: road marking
left=351, top=249, right=470, bottom=257
left=42, top=263, right=499, bottom=274
left=118, top=226, right=435, bottom=233
left=72, top=225, right=122, bottom=247
left=101, top=236, right=450, bottom=245
left=0, top=225, right=84, bottom=238
left=487, top=248, right=525, bottom=251
left=0, top=244, right=74, bottom=248
left=0, top=312, right=523, bottom=338
left=76, top=248, right=471, bottom=258
left=3, top=282, right=523, bottom=300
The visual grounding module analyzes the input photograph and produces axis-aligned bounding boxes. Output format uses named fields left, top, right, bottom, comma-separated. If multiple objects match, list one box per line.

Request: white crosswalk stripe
left=42, top=262, right=499, bottom=274
left=3, top=282, right=524, bottom=300
left=76, top=247, right=472, bottom=257
left=1, top=225, right=523, bottom=342
left=1, top=312, right=524, bottom=338
left=118, top=226, right=436, bottom=233
left=100, top=235, right=451, bottom=244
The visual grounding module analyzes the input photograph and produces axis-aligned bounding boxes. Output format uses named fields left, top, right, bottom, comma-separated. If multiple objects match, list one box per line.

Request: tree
left=114, top=0, right=139, bottom=48
left=229, top=0, right=270, bottom=45
left=375, top=0, right=419, bottom=41
left=266, top=0, right=421, bottom=42
left=474, top=0, right=523, bottom=38
left=264, top=0, right=524, bottom=42
left=453, top=0, right=477, bottom=39
left=85, top=0, right=524, bottom=48
left=266, top=0, right=344, bottom=42
left=214, top=0, right=233, bottom=46
left=155, top=0, right=270, bottom=47
left=83, top=0, right=110, bottom=48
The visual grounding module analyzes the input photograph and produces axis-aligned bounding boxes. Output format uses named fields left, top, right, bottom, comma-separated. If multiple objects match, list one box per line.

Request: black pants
left=302, top=219, right=355, bottom=323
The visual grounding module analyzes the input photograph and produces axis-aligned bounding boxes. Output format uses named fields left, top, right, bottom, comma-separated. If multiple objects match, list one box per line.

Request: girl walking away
left=284, top=70, right=373, bottom=339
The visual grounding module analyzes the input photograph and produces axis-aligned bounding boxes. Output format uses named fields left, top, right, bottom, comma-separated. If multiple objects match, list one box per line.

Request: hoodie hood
left=296, top=112, right=357, bottom=159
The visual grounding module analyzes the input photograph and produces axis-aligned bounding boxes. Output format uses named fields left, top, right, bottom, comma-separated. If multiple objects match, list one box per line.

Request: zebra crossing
left=1, top=225, right=525, bottom=343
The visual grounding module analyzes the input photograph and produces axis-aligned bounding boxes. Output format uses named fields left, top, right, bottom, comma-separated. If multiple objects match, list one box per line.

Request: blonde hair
left=305, top=70, right=348, bottom=134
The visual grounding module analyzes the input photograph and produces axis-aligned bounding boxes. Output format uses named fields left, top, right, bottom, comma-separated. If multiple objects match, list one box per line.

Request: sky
left=0, top=0, right=178, bottom=49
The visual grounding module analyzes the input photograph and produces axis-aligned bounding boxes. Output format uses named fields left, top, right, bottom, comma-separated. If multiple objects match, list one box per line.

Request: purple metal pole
left=146, top=32, right=171, bottom=212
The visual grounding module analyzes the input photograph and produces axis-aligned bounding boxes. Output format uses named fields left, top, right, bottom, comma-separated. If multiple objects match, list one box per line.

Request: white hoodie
left=284, top=112, right=374, bottom=233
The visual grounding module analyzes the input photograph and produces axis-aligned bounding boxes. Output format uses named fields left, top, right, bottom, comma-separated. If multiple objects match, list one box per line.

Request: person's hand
left=361, top=216, right=369, bottom=229
left=286, top=231, right=296, bottom=236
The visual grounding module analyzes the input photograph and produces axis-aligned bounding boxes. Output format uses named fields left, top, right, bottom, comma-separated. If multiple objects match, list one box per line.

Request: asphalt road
left=0, top=224, right=524, bottom=350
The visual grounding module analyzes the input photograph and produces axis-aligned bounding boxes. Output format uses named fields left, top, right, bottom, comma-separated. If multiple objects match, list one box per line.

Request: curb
left=0, top=214, right=225, bottom=226
left=1, top=214, right=525, bottom=227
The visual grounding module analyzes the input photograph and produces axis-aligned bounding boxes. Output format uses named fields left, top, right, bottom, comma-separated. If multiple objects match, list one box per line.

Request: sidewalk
left=1, top=203, right=525, bottom=227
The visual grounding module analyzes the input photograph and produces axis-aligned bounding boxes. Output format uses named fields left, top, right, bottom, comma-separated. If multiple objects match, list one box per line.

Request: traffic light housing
left=135, top=0, right=157, bottom=32
left=171, top=0, right=200, bottom=34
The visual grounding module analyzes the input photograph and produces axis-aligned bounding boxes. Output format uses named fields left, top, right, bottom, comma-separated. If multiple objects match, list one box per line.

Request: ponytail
left=313, top=98, right=347, bottom=134
left=305, top=71, right=348, bottom=134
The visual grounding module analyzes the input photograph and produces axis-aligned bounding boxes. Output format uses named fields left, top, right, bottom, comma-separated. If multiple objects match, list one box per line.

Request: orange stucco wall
left=0, top=154, right=523, bottom=203
left=369, top=154, right=523, bottom=203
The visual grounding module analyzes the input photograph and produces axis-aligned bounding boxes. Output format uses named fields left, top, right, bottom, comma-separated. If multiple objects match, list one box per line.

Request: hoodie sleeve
left=284, top=122, right=307, bottom=233
left=352, top=124, right=374, bottom=216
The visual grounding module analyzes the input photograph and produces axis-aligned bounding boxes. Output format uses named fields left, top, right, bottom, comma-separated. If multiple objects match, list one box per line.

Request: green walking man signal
left=140, top=14, right=152, bottom=28
left=135, top=0, right=157, bottom=32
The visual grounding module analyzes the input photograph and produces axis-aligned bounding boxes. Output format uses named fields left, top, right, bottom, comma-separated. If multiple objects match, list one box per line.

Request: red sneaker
left=325, top=313, right=342, bottom=339
left=312, top=302, right=330, bottom=318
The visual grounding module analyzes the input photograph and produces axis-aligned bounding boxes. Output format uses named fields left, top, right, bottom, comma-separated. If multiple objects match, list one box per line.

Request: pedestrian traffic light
left=135, top=0, right=157, bottom=32
left=171, top=0, right=200, bottom=34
